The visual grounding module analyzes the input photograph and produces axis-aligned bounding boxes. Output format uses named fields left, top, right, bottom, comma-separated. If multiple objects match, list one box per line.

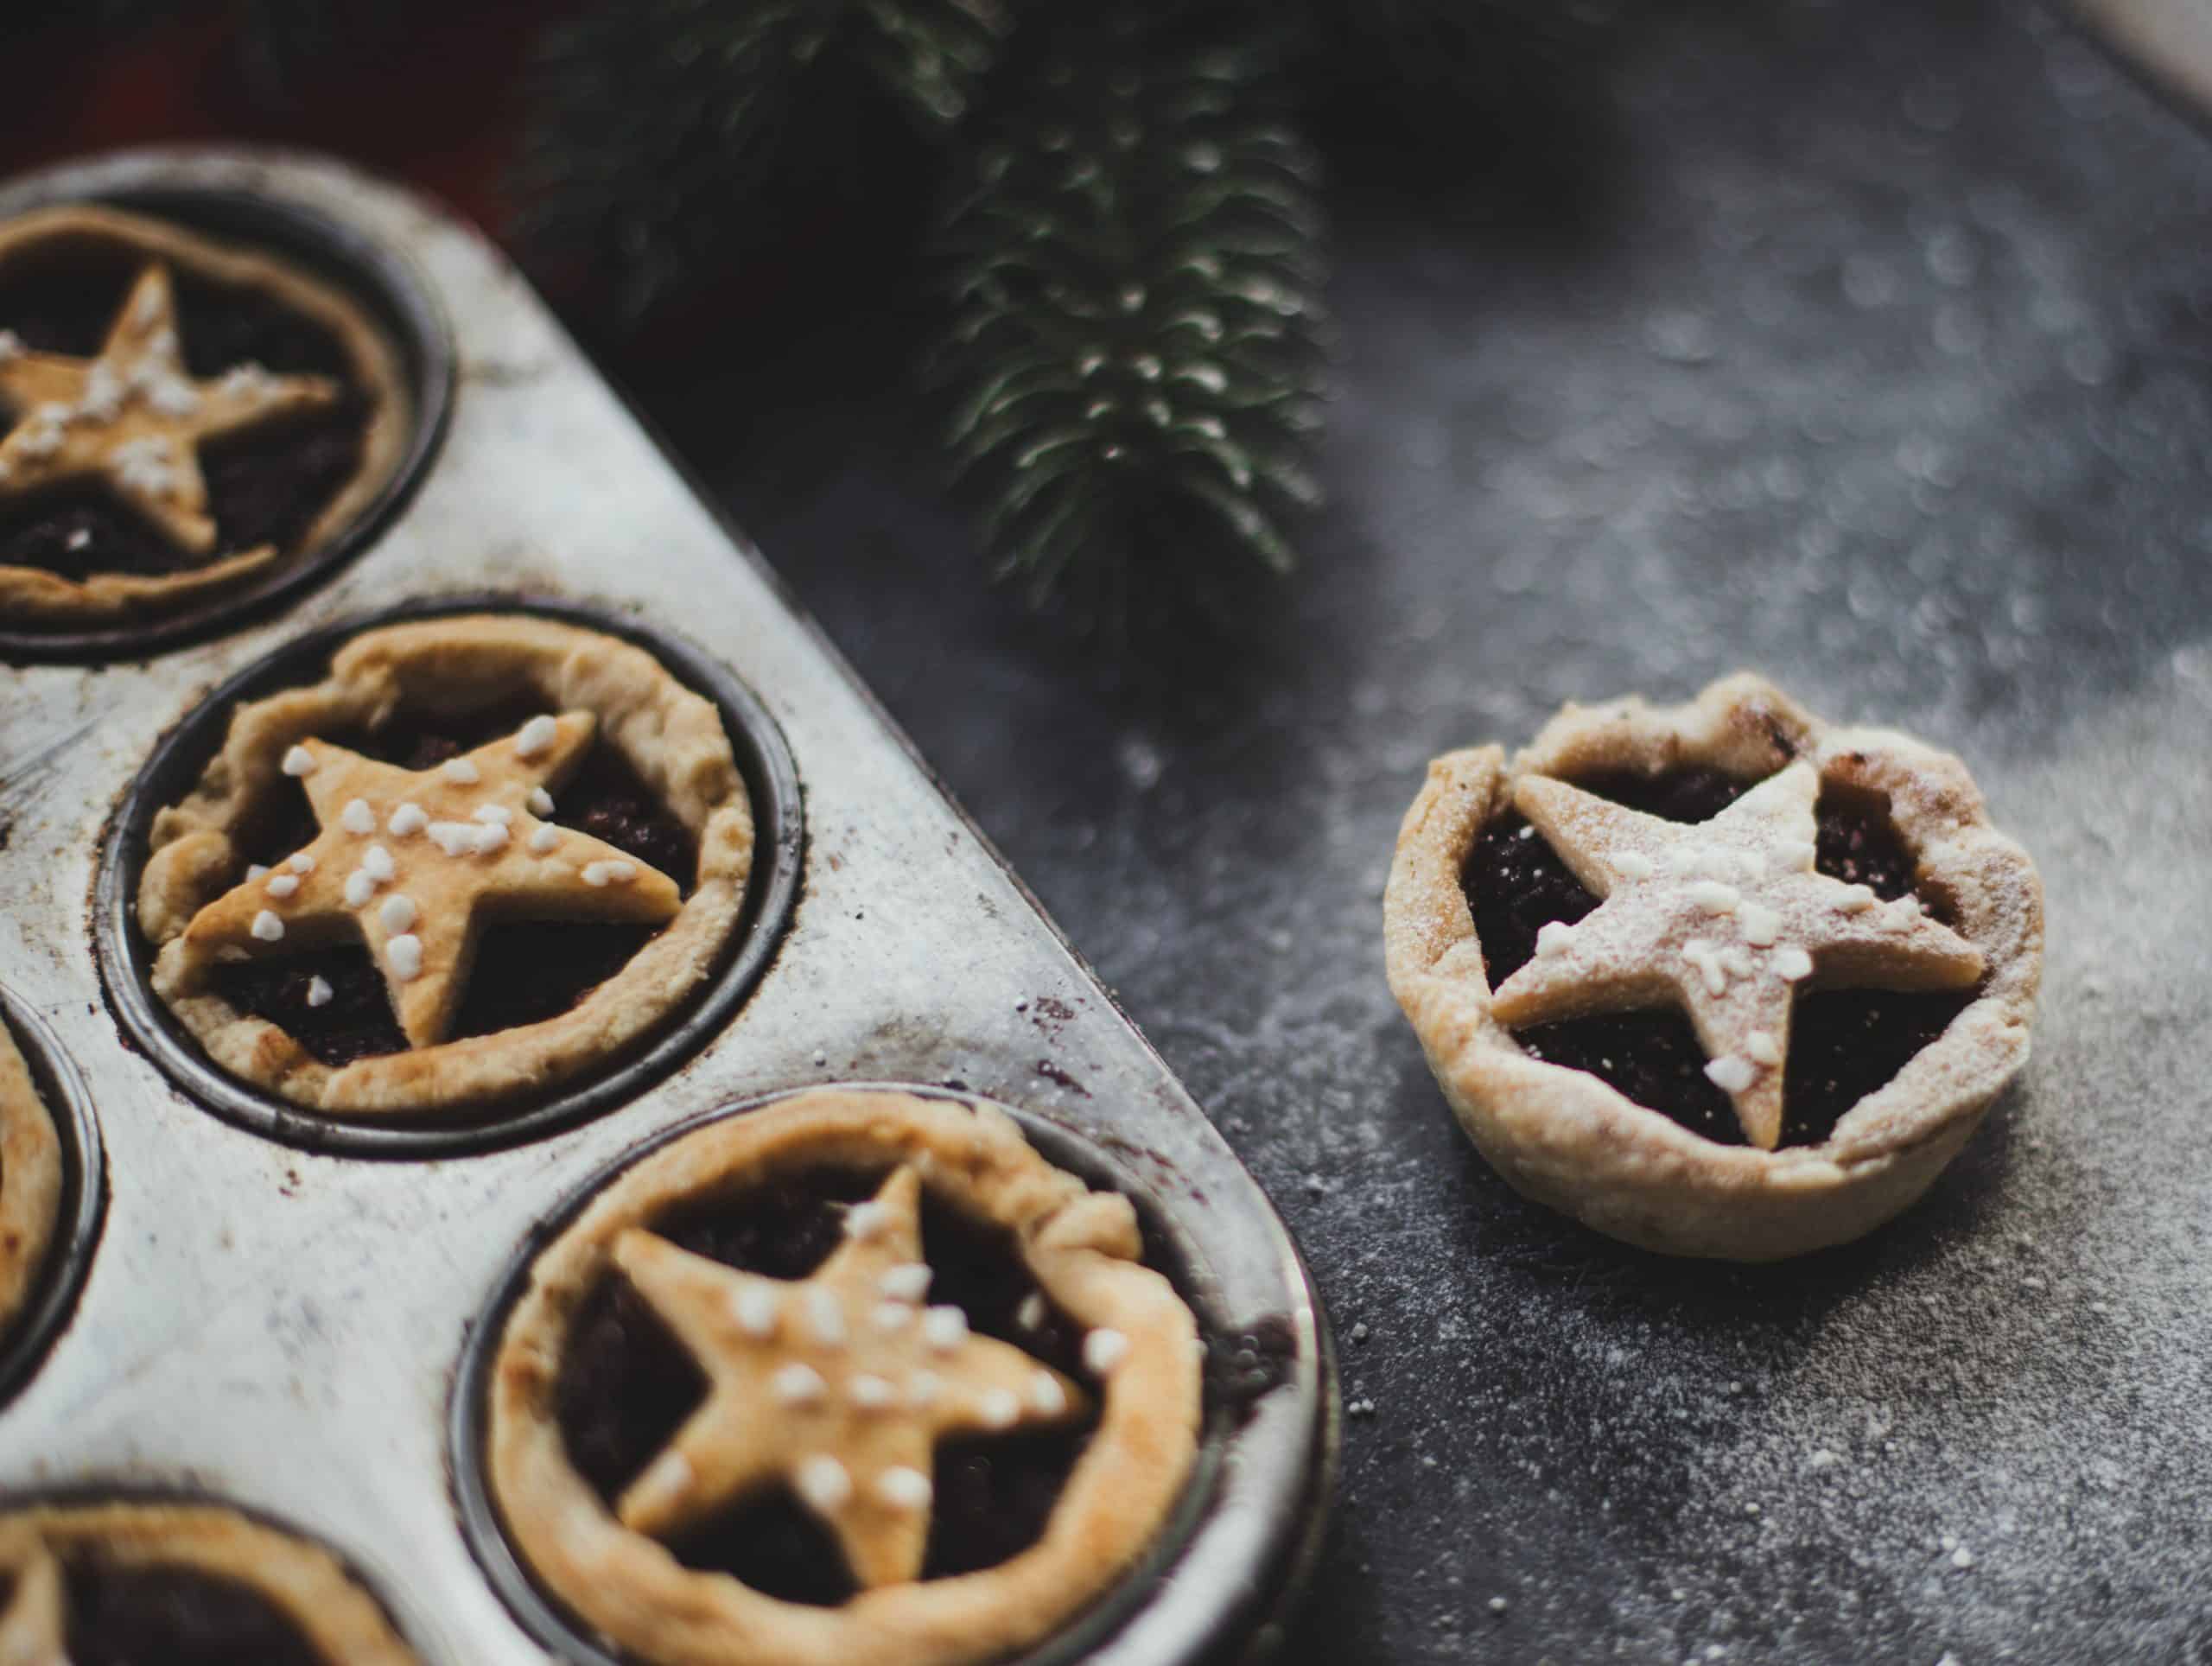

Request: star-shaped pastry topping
left=1491, top=761, right=1985, bottom=1148
left=610, top=1167, right=1094, bottom=1590
left=180, top=713, right=682, bottom=1048
left=0, top=1530, right=64, bottom=1666
left=0, top=263, right=340, bottom=556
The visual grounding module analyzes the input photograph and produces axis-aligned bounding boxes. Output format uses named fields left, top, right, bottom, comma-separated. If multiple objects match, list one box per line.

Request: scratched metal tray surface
left=0, top=148, right=1335, bottom=1664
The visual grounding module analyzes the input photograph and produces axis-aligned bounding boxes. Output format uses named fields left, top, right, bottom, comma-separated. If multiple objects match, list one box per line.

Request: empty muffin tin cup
left=450, top=1084, right=1338, bottom=1666
left=94, top=595, right=805, bottom=1159
left=0, top=181, right=454, bottom=664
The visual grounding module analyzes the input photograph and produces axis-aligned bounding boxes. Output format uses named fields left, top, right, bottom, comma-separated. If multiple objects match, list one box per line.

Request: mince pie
left=0, top=1501, right=417, bottom=1664
left=1385, top=673, right=2044, bottom=1261
left=486, top=1087, right=1203, bottom=1666
left=0, top=203, right=409, bottom=626
left=137, top=614, right=754, bottom=1118
left=0, top=1019, right=62, bottom=1345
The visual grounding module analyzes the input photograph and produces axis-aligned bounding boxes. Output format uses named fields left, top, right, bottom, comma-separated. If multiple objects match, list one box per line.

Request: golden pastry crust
left=1384, top=673, right=2044, bottom=1262
left=0, top=203, right=410, bottom=626
left=0, top=1021, right=62, bottom=1340
left=486, top=1088, right=1204, bottom=1666
left=139, top=614, right=755, bottom=1117
left=0, top=1501, right=417, bottom=1663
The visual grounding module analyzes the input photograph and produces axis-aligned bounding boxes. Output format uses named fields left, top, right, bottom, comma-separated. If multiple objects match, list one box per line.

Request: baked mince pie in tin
left=0, top=989, right=103, bottom=1409
left=0, top=1497, right=419, bottom=1663
left=0, top=193, right=448, bottom=658
left=1385, top=672, right=2044, bottom=1262
left=99, top=600, right=803, bottom=1154
left=459, top=1087, right=1236, bottom=1666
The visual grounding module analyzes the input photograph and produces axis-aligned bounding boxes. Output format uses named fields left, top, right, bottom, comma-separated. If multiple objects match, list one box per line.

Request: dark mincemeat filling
left=0, top=240, right=372, bottom=582
left=551, top=1165, right=1103, bottom=1606
left=1464, top=765, right=1974, bottom=1148
left=209, top=697, right=697, bottom=1067
left=58, top=1558, right=324, bottom=1666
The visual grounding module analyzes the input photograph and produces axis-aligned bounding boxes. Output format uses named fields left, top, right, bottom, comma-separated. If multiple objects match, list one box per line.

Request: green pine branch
left=517, top=0, right=1008, bottom=321
left=932, top=10, right=1328, bottom=630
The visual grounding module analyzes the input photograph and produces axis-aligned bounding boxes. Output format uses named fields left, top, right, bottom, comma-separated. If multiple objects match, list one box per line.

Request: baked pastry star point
left=1491, top=760, right=1985, bottom=1149
left=607, top=1165, right=1088, bottom=1590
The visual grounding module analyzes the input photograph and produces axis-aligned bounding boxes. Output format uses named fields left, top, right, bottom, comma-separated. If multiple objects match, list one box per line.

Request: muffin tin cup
left=93, top=595, right=806, bottom=1160
left=448, top=1084, right=1335, bottom=1666
left=0, top=1484, right=432, bottom=1656
left=0, top=181, right=454, bottom=664
left=0, top=988, right=105, bottom=1410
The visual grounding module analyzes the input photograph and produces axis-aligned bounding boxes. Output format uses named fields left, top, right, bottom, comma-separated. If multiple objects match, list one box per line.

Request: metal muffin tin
left=0, top=180, right=455, bottom=664
left=0, top=147, right=1335, bottom=1663
left=96, top=593, right=806, bottom=1159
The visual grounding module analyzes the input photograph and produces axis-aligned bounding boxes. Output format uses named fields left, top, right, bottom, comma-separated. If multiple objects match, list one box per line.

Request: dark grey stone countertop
left=640, top=2, right=2212, bottom=1659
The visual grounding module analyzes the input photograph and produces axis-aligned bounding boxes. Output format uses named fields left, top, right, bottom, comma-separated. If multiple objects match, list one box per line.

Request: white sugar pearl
left=1745, top=1030, right=1783, bottom=1066
left=378, top=894, right=417, bottom=933
left=386, top=934, right=423, bottom=980
left=280, top=745, right=317, bottom=776
left=246, top=863, right=270, bottom=881
left=849, top=1374, right=896, bottom=1411
left=427, top=822, right=475, bottom=855
left=732, top=1287, right=777, bottom=1337
left=340, top=798, right=375, bottom=835
left=1535, top=920, right=1576, bottom=957
left=305, top=976, right=333, bottom=1008
left=773, top=1363, right=826, bottom=1405
left=978, top=1388, right=1020, bottom=1428
left=805, top=1288, right=847, bottom=1347
left=1017, top=1294, right=1047, bottom=1330
left=922, top=1307, right=969, bottom=1352
left=361, top=843, right=395, bottom=881
left=1689, top=880, right=1740, bottom=916
left=514, top=715, right=560, bottom=758
left=528, top=786, right=555, bottom=816
left=1837, top=885, right=1876, bottom=913
left=474, top=804, right=513, bottom=825
left=250, top=909, right=283, bottom=942
left=528, top=824, right=560, bottom=854
left=794, top=1454, right=850, bottom=1510
left=473, top=823, right=509, bottom=855
left=343, top=871, right=376, bottom=908
left=1083, top=1328, right=1130, bottom=1377
left=1705, top=1055, right=1758, bottom=1094
left=1611, top=851, right=1656, bottom=881
left=287, top=853, right=315, bottom=874
left=582, top=862, right=613, bottom=887
left=265, top=874, right=298, bottom=899
left=874, top=1467, right=931, bottom=1512
left=1029, top=1370, right=1068, bottom=1415
left=844, top=1201, right=889, bottom=1241
left=1771, top=839, right=1817, bottom=874
left=872, top=1302, right=913, bottom=1332
left=441, top=757, right=480, bottom=785
left=1772, top=946, right=1814, bottom=982
left=388, top=803, right=427, bottom=836
left=1738, top=900, right=1783, bottom=947
left=879, top=1263, right=931, bottom=1302
left=605, top=861, right=634, bottom=882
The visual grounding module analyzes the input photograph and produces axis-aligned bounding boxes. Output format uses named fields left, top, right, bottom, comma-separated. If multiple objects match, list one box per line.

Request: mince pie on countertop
left=0, top=1501, right=417, bottom=1664
left=486, top=1087, right=1203, bottom=1666
left=0, top=1021, right=62, bottom=1345
left=0, top=203, right=408, bottom=625
left=1385, top=673, right=2043, bottom=1261
left=137, top=614, right=753, bottom=1118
